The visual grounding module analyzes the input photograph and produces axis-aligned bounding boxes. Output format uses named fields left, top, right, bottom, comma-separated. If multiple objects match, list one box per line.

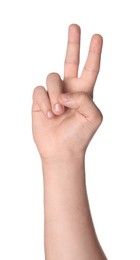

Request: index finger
left=80, top=34, right=103, bottom=87
left=64, top=24, right=81, bottom=79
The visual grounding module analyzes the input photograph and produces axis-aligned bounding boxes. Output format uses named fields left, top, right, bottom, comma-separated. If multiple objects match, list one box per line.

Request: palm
left=32, top=25, right=103, bottom=158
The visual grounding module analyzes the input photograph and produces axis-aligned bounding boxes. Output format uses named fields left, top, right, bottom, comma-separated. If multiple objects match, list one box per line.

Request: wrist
left=42, top=151, right=86, bottom=203
left=41, top=150, right=85, bottom=166
left=41, top=152, right=86, bottom=181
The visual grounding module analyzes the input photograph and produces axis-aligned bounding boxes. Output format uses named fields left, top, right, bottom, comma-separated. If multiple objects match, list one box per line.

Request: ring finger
left=46, top=73, right=65, bottom=115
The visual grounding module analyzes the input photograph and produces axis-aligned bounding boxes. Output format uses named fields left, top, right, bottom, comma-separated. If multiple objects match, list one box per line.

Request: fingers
left=80, top=34, right=103, bottom=88
left=46, top=73, right=65, bottom=115
left=32, top=86, right=55, bottom=119
left=64, top=24, right=81, bottom=79
left=59, top=91, right=103, bottom=130
left=32, top=73, right=65, bottom=120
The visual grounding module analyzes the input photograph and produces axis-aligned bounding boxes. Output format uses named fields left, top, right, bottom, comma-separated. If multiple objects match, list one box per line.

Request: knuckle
left=32, top=86, right=45, bottom=99
left=79, top=91, right=92, bottom=107
left=47, top=72, right=60, bottom=82
left=84, top=65, right=99, bottom=74
left=79, top=91, right=89, bottom=101
left=95, top=109, right=103, bottom=126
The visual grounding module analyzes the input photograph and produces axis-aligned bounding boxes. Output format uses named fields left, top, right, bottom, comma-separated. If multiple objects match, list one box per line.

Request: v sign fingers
left=81, top=34, right=103, bottom=90
left=64, top=24, right=81, bottom=79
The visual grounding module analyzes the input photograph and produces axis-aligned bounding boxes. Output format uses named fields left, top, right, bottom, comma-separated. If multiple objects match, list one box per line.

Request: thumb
left=59, top=91, right=103, bottom=127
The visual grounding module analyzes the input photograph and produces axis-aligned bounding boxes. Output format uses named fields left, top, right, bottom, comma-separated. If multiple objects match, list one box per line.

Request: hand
left=32, top=24, right=103, bottom=161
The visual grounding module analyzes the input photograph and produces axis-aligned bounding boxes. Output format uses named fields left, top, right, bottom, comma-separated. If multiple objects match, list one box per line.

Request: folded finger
left=32, top=86, right=54, bottom=119
left=46, top=73, right=65, bottom=115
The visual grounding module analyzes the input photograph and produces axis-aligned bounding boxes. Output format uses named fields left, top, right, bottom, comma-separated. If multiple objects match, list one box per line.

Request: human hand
left=32, top=24, right=103, bottom=161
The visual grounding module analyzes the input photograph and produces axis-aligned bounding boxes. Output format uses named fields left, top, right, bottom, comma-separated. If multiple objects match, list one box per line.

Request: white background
left=0, top=0, right=140, bottom=259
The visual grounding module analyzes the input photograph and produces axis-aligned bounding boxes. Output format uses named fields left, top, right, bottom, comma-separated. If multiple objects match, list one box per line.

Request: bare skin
left=32, top=24, right=107, bottom=260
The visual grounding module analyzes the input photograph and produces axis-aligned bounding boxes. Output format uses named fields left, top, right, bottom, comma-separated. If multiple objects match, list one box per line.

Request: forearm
left=42, top=154, right=107, bottom=260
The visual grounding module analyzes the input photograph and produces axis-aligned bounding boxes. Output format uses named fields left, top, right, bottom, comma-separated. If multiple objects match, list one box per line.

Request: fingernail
left=54, top=103, right=63, bottom=113
left=47, top=110, right=54, bottom=119
left=61, top=93, right=70, bottom=102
